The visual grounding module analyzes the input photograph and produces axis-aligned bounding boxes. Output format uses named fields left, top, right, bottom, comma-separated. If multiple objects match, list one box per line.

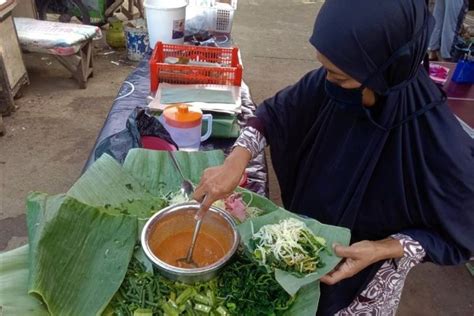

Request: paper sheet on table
left=161, top=87, right=235, bottom=104
left=148, top=83, right=242, bottom=114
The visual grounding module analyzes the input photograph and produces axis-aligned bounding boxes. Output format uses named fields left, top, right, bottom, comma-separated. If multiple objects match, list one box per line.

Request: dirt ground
left=1, top=0, right=473, bottom=315
left=0, top=41, right=133, bottom=249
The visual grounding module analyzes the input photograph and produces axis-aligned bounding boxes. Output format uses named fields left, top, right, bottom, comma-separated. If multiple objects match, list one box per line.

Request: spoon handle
left=168, top=151, right=186, bottom=181
left=186, top=218, right=202, bottom=263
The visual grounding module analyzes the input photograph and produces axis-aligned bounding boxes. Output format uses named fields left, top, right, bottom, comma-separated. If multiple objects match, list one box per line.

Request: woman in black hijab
left=194, top=0, right=474, bottom=314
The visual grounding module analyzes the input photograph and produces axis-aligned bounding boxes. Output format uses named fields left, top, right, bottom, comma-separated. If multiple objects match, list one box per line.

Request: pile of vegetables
left=0, top=149, right=351, bottom=316
left=217, top=255, right=294, bottom=315
left=110, top=257, right=230, bottom=316
left=109, top=253, right=296, bottom=316
left=250, top=218, right=328, bottom=275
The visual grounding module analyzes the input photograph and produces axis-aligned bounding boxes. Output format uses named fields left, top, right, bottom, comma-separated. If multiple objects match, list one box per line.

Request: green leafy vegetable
left=217, top=254, right=295, bottom=315
left=251, top=217, right=327, bottom=275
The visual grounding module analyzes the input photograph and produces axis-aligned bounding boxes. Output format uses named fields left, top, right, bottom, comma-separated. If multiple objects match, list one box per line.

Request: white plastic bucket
left=144, top=0, right=187, bottom=47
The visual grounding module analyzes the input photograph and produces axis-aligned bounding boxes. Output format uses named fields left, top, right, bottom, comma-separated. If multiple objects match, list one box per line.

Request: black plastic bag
left=93, top=107, right=177, bottom=164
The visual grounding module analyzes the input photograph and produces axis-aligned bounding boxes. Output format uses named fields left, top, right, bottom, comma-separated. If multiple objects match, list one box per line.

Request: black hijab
left=255, top=0, right=474, bottom=313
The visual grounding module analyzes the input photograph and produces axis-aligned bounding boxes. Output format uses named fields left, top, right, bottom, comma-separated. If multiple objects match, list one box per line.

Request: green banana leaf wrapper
left=238, top=207, right=351, bottom=296
left=204, top=112, right=241, bottom=138
left=0, top=149, right=349, bottom=316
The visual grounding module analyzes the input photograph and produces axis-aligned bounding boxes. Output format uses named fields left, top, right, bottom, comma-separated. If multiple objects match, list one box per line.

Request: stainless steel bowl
left=141, top=202, right=240, bottom=283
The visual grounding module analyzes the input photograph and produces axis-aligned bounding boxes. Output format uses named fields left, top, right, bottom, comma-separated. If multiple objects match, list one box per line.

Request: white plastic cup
left=144, top=0, right=187, bottom=47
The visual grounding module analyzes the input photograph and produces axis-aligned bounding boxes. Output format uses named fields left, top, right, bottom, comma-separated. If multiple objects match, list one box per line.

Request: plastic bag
left=185, top=5, right=214, bottom=36
left=94, top=108, right=177, bottom=164
left=452, top=43, right=474, bottom=84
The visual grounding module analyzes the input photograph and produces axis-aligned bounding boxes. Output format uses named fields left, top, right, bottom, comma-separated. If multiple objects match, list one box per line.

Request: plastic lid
left=163, top=104, right=202, bottom=128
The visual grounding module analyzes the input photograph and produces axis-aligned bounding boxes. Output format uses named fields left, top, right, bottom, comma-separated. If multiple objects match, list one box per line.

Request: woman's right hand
left=193, top=147, right=252, bottom=219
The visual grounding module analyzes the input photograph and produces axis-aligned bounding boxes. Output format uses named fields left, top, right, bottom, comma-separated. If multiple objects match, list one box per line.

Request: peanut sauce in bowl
left=141, top=202, right=240, bottom=283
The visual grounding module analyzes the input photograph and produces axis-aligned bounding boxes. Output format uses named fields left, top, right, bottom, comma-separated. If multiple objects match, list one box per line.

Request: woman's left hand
left=320, top=238, right=404, bottom=285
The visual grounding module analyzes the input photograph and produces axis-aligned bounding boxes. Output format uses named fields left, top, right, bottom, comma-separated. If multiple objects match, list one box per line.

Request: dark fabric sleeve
left=401, top=228, right=472, bottom=265
left=254, top=68, right=328, bottom=206
left=406, top=113, right=474, bottom=265
left=246, top=117, right=265, bottom=135
left=255, top=68, right=328, bottom=156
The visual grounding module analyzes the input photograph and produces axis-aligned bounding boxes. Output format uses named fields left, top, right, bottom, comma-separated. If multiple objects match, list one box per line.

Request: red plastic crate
left=149, top=42, right=243, bottom=93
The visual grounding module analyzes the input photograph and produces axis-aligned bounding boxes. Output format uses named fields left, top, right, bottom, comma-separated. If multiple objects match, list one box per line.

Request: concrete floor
left=0, top=0, right=473, bottom=314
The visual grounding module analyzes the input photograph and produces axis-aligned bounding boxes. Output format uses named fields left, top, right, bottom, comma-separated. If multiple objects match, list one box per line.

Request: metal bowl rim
left=141, top=202, right=240, bottom=275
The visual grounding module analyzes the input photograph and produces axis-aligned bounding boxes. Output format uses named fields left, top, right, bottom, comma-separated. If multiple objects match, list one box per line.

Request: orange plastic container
left=149, top=42, right=243, bottom=93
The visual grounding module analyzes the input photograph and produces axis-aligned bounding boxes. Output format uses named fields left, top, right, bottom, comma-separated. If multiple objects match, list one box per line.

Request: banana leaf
left=26, top=193, right=138, bottom=316
left=121, top=149, right=323, bottom=315
left=285, top=281, right=320, bottom=316
left=207, top=113, right=241, bottom=138
left=238, top=208, right=351, bottom=297
left=67, top=154, right=170, bottom=222
left=0, top=245, right=49, bottom=315
left=0, top=150, right=323, bottom=316
left=238, top=188, right=280, bottom=213
left=122, top=148, right=225, bottom=195
left=68, top=154, right=152, bottom=206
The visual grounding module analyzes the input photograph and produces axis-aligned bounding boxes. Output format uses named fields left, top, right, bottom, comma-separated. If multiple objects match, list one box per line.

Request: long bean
left=110, top=257, right=230, bottom=315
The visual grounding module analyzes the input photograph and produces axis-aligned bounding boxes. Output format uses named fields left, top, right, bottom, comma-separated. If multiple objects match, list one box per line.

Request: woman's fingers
left=333, top=244, right=357, bottom=258
left=195, top=195, right=212, bottom=220
left=320, top=268, right=347, bottom=285
left=193, top=167, right=214, bottom=201
left=193, top=176, right=214, bottom=220
left=192, top=168, right=227, bottom=220
left=193, top=181, right=207, bottom=203
left=320, top=259, right=355, bottom=285
left=192, top=159, right=245, bottom=220
left=321, top=241, right=381, bottom=285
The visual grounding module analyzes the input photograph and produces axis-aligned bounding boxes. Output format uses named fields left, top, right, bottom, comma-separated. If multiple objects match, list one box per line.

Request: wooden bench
left=0, top=0, right=29, bottom=135
left=13, top=17, right=101, bottom=89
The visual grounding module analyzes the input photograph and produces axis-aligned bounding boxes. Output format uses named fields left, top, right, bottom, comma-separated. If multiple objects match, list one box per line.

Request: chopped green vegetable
left=162, top=301, right=179, bottom=316
left=251, top=218, right=327, bottom=275
left=217, top=255, right=295, bottom=315
left=176, top=288, right=195, bottom=305
left=133, top=308, right=153, bottom=316
left=194, top=303, right=212, bottom=313
left=110, top=256, right=230, bottom=315
left=194, top=294, right=212, bottom=306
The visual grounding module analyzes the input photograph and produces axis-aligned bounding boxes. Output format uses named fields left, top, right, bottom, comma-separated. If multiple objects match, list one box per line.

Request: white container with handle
left=161, top=104, right=212, bottom=151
